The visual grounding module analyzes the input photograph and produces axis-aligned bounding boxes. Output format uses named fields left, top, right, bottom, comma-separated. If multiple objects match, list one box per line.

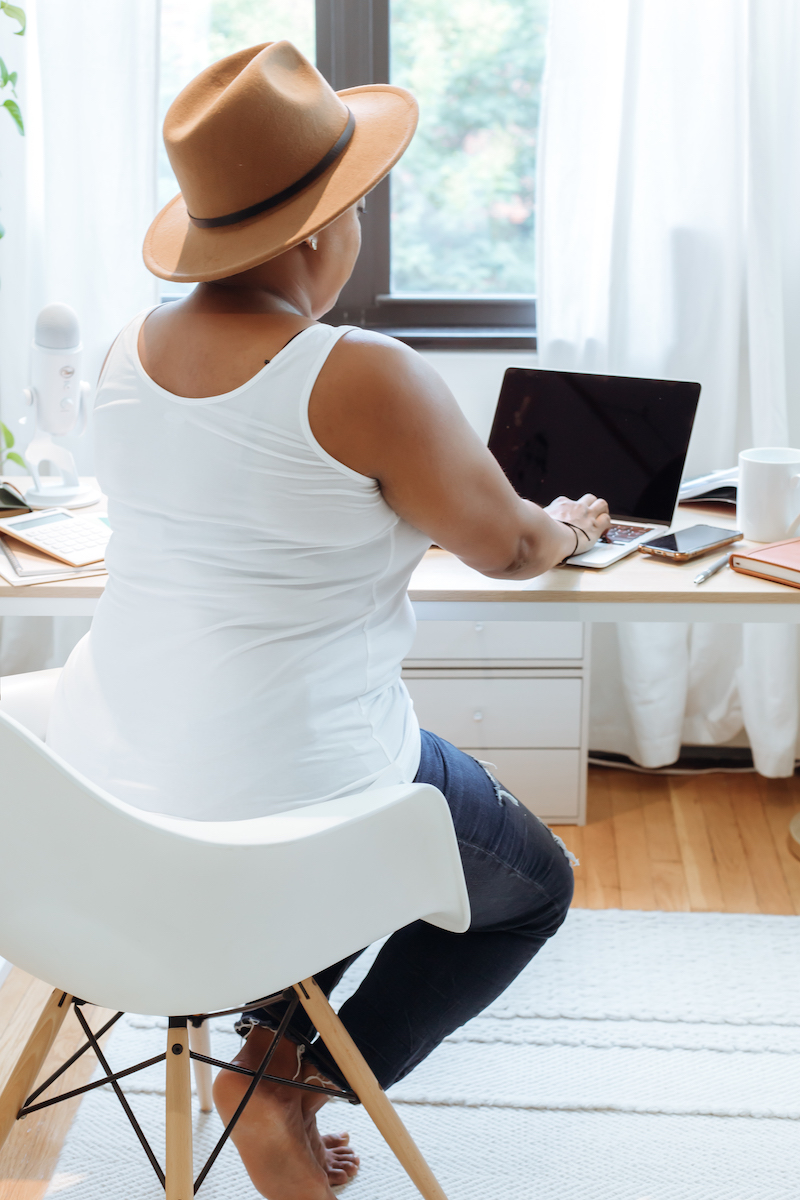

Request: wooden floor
left=1, top=765, right=800, bottom=1197
left=0, top=979, right=112, bottom=1200
left=552, top=766, right=800, bottom=914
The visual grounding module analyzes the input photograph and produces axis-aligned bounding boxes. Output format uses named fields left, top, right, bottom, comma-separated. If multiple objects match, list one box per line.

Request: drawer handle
left=474, top=623, right=484, bottom=632
left=473, top=710, right=483, bottom=721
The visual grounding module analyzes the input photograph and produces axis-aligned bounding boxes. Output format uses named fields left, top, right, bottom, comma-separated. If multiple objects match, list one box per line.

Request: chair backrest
left=0, top=710, right=469, bottom=1015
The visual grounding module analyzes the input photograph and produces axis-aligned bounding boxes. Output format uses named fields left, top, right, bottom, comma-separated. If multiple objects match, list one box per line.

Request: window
left=391, top=0, right=546, bottom=297
left=158, top=0, right=316, bottom=299
left=159, top=0, right=549, bottom=346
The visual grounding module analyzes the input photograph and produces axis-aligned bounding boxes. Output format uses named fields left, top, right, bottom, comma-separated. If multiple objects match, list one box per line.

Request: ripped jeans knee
left=472, top=756, right=580, bottom=868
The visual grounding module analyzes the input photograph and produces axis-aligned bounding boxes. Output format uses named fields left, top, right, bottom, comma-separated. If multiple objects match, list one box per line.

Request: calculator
left=0, top=508, right=111, bottom=566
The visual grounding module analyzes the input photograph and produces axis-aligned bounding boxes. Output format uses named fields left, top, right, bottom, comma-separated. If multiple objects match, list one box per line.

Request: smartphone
left=638, top=524, right=742, bottom=562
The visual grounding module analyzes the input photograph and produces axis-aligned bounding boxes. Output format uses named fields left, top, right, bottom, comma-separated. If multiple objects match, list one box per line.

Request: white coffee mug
left=737, top=447, right=800, bottom=542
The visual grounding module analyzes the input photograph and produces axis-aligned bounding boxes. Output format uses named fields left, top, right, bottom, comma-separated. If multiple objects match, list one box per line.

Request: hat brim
left=143, top=85, right=417, bottom=283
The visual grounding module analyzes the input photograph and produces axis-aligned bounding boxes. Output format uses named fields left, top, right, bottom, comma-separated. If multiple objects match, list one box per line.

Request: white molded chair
left=0, top=669, right=470, bottom=1200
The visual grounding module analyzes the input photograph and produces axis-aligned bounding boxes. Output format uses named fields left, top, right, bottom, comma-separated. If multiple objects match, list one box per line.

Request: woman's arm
left=309, top=330, right=610, bottom=579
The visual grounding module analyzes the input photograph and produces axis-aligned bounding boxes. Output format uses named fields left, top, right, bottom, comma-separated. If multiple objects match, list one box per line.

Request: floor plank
left=668, top=777, right=725, bottom=912
left=650, top=859, right=691, bottom=912
left=759, top=776, right=800, bottom=915
left=0, top=978, right=114, bottom=1200
left=579, top=769, right=621, bottom=908
left=727, top=774, right=794, bottom=915
left=556, top=824, right=586, bottom=907
left=637, top=776, right=691, bottom=910
left=701, top=788, right=760, bottom=913
left=640, top=776, right=682, bottom=865
left=610, top=774, right=657, bottom=910
left=0, top=979, right=38, bottom=1054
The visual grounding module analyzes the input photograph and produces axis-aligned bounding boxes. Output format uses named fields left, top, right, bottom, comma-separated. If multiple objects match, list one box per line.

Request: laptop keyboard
left=601, top=523, right=654, bottom=545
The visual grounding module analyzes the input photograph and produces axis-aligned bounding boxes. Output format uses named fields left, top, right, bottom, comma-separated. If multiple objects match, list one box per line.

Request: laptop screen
left=488, top=369, right=701, bottom=524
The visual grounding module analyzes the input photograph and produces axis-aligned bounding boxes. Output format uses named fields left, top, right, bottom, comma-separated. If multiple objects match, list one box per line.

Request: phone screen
left=643, top=525, right=739, bottom=553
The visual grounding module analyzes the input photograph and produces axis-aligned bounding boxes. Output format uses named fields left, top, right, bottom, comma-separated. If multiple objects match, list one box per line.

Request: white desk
left=403, top=503, right=797, bottom=822
left=408, top=504, right=798, bottom=624
left=2, top=490, right=795, bottom=823
left=0, top=494, right=792, bottom=621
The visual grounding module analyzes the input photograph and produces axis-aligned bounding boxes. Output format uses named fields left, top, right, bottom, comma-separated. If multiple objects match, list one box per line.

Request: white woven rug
left=44, top=909, right=800, bottom=1200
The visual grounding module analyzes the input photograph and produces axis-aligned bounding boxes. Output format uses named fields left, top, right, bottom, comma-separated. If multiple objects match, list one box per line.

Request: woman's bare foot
left=212, top=1026, right=358, bottom=1198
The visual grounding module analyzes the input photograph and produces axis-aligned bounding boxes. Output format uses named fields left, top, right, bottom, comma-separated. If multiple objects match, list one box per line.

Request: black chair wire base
left=15, top=992, right=356, bottom=1195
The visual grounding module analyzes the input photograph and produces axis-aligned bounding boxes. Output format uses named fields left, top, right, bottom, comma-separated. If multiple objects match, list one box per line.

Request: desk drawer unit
left=403, top=623, right=589, bottom=825
left=407, top=620, right=583, bottom=666
left=403, top=674, right=582, bottom=748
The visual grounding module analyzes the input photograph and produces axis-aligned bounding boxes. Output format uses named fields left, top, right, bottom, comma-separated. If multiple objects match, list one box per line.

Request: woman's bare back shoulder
left=137, top=304, right=315, bottom=398
left=309, top=327, right=458, bottom=474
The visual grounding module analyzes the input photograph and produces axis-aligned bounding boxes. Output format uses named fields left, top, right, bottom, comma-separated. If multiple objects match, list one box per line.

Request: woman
left=48, top=41, right=610, bottom=1200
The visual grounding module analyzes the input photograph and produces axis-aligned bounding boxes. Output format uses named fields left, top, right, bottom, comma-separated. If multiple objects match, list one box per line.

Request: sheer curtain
left=0, top=0, right=159, bottom=674
left=536, top=0, right=800, bottom=776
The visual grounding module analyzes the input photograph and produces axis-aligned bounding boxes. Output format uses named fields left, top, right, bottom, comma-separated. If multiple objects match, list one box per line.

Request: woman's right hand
left=543, top=494, right=612, bottom=554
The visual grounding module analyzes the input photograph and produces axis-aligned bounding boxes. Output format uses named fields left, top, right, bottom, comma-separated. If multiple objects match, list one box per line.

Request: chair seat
left=0, top=667, right=63, bottom=740
left=0, top=688, right=469, bottom=1015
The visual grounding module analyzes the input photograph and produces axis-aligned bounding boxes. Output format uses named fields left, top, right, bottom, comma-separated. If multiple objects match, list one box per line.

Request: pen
left=693, top=554, right=730, bottom=586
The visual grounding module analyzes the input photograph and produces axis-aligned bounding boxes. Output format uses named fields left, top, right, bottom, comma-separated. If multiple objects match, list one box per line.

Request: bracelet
left=558, top=521, right=589, bottom=564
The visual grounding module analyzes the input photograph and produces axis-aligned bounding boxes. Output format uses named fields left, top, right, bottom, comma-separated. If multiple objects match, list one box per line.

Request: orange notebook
left=730, top=539, right=800, bottom=589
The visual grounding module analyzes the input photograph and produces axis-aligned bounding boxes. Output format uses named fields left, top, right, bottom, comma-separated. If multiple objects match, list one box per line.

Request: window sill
left=375, top=327, right=537, bottom=352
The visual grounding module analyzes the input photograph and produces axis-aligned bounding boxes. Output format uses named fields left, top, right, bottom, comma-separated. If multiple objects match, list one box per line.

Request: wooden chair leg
left=165, top=1019, right=193, bottom=1200
left=188, top=1020, right=213, bottom=1113
left=295, top=977, right=449, bottom=1200
left=0, top=988, right=72, bottom=1153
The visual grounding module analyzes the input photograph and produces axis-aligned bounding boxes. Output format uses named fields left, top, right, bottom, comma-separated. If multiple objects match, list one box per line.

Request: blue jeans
left=241, top=730, right=575, bottom=1090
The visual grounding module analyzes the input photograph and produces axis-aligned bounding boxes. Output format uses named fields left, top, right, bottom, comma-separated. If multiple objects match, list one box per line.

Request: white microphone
left=23, top=303, right=98, bottom=509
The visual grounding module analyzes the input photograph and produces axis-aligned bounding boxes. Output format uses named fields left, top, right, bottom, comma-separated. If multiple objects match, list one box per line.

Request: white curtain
left=537, top=0, right=800, bottom=776
left=0, top=0, right=159, bottom=675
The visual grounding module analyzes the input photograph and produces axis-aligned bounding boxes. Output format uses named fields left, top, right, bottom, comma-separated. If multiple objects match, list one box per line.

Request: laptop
left=487, top=368, right=701, bottom=568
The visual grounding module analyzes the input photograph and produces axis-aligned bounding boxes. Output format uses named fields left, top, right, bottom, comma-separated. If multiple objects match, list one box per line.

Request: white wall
left=419, top=350, right=537, bottom=443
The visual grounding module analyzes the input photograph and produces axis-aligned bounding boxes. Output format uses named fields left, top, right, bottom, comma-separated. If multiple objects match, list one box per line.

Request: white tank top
left=47, top=311, right=431, bottom=820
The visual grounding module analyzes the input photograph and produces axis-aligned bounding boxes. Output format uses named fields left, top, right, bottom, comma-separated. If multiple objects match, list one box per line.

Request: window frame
left=316, top=0, right=536, bottom=350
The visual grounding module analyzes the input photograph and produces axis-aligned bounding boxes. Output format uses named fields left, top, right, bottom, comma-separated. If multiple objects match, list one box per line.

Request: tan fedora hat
left=143, top=41, right=418, bottom=283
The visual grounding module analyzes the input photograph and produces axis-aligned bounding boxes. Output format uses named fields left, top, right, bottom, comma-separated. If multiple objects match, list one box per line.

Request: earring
left=307, top=234, right=318, bottom=251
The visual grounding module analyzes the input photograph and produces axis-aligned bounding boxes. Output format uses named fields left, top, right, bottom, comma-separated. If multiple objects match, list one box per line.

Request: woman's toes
left=326, top=1155, right=359, bottom=1185
left=328, top=1149, right=359, bottom=1177
left=308, top=1125, right=360, bottom=1183
left=321, top=1133, right=351, bottom=1150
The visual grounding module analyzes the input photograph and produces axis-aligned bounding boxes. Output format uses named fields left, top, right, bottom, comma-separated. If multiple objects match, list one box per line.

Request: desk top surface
left=408, top=505, right=798, bottom=606
left=1, top=479, right=795, bottom=607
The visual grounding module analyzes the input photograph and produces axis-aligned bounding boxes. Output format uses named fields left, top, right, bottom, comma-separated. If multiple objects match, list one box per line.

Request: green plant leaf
left=1, top=421, right=15, bottom=449
left=0, top=220, right=5, bottom=240
left=0, top=57, right=9, bottom=87
left=6, top=451, right=27, bottom=469
left=2, top=97, right=23, bottom=135
left=0, top=4, right=26, bottom=35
